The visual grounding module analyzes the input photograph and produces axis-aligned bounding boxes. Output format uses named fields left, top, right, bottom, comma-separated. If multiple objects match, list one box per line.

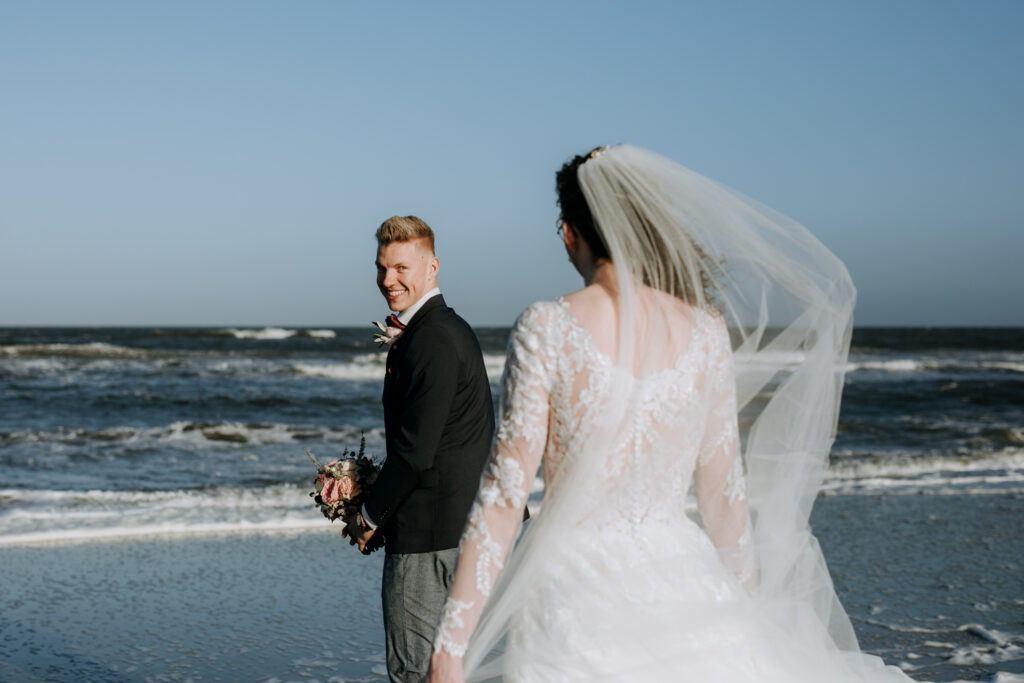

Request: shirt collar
left=397, top=288, right=441, bottom=326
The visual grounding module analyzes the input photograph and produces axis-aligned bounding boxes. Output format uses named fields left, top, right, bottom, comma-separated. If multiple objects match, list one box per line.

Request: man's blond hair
left=376, top=215, right=435, bottom=253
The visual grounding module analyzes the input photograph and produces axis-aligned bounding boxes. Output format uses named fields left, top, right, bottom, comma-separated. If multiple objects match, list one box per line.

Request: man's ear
left=429, top=255, right=440, bottom=280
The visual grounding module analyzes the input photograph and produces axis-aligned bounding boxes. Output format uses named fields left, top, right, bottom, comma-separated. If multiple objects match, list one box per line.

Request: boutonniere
left=372, top=320, right=404, bottom=347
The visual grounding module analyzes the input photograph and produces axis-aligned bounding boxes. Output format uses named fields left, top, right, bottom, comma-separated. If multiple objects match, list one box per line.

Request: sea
left=1, top=325, right=1022, bottom=681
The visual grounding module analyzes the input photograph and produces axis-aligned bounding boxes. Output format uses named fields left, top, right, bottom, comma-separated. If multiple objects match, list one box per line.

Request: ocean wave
left=484, top=354, right=507, bottom=381
left=224, top=327, right=296, bottom=340
left=839, top=413, right=1024, bottom=444
left=730, top=349, right=1011, bottom=383
left=848, top=359, right=921, bottom=372
left=0, top=421, right=386, bottom=448
left=822, top=450, right=1024, bottom=495
left=292, top=353, right=507, bottom=383
left=0, top=449, right=1021, bottom=546
left=0, top=483, right=330, bottom=546
left=946, top=624, right=1024, bottom=667
left=871, top=621, right=1024, bottom=680
left=983, top=362, right=1024, bottom=373
left=293, top=358, right=384, bottom=381
left=0, top=357, right=70, bottom=375
left=988, top=427, right=1024, bottom=445
left=828, top=450, right=1024, bottom=478
left=220, top=327, right=336, bottom=340
left=305, top=329, right=337, bottom=339
left=0, top=342, right=150, bottom=359
left=846, top=355, right=1024, bottom=376
left=0, top=483, right=303, bottom=508
left=0, top=519, right=332, bottom=546
left=0, top=478, right=541, bottom=546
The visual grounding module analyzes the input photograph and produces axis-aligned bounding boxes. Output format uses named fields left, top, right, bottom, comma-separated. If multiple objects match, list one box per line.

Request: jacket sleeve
left=364, top=326, right=460, bottom=527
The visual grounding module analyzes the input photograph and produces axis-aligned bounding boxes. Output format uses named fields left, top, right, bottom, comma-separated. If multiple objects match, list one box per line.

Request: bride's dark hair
left=555, top=148, right=611, bottom=261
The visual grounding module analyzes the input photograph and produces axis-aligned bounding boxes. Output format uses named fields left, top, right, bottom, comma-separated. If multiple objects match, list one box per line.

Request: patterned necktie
left=386, top=313, right=406, bottom=330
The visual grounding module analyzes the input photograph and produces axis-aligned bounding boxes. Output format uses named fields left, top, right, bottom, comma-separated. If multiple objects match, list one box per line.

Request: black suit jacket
left=364, top=295, right=494, bottom=555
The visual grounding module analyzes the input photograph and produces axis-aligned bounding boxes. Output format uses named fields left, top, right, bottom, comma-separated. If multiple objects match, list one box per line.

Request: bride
left=426, top=145, right=912, bottom=681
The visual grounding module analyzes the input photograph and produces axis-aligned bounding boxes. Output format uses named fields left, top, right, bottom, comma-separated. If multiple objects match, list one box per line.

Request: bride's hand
left=426, top=651, right=464, bottom=683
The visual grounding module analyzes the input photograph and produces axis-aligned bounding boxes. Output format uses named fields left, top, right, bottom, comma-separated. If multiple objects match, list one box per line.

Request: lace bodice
left=433, top=299, right=751, bottom=657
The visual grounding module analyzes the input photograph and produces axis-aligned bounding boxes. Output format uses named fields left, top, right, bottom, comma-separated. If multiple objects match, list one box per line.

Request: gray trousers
left=382, top=548, right=459, bottom=683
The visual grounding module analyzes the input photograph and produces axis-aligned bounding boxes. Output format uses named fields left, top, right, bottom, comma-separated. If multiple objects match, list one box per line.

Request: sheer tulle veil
left=463, top=144, right=859, bottom=679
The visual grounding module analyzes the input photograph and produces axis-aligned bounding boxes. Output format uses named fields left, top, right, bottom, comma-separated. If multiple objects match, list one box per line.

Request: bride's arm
left=429, top=305, right=553, bottom=674
left=694, top=316, right=756, bottom=589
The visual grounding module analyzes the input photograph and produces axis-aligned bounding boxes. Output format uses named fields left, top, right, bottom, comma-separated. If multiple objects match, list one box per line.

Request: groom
left=344, top=215, right=494, bottom=683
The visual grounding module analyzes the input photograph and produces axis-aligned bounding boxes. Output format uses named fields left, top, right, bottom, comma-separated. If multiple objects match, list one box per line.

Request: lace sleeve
left=433, top=304, right=553, bottom=657
left=694, top=316, right=756, bottom=589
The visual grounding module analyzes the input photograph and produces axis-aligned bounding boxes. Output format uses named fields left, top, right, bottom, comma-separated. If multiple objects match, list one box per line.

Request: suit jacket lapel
left=382, top=295, right=445, bottom=408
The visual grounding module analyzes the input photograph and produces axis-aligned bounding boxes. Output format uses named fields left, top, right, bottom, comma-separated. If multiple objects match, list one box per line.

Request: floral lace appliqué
left=478, top=455, right=527, bottom=509
left=433, top=598, right=475, bottom=657
left=462, top=504, right=505, bottom=597
left=722, top=453, right=747, bottom=505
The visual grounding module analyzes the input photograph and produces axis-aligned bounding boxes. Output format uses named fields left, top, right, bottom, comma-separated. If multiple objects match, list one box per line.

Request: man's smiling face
left=375, top=239, right=439, bottom=313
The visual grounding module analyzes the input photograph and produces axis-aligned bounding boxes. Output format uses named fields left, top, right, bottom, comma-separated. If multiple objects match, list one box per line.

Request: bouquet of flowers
left=306, top=436, right=381, bottom=523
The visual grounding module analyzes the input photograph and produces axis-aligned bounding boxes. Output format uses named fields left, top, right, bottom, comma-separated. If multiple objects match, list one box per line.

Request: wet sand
left=2, top=493, right=1022, bottom=682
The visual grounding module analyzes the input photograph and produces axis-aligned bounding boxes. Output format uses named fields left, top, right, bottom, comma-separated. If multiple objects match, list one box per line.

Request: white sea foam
left=0, top=484, right=329, bottom=546
left=291, top=352, right=507, bottom=383
left=862, top=619, right=947, bottom=634
left=0, top=357, right=68, bottom=375
left=484, top=353, right=507, bottom=382
left=946, top=624, right=1024, bottom=667
left=224, top=327, right=297, bottom=340
left=208, top=357, right=260, bottom=373
left=984, top=361, right=1024, bottom=373
left=293, top=358, right=384, bottom=381
left=0, top=342, right=148, bottom=359
left=0, top=485, right=289, bottom=507
left=847, top=352, right=1024, bottom=376
left=0, top=420, right=385, bottom=449
left=987, top=674, right=1024, bottom=683
left=0, top=517, right=331, bottom=546
left=225, top=327, right=334, bottom=339
left=822, top=450, right=1024, bottom=495
left=848, top=359, right=921, bottom=372
left=2, top=468, right=529, bottom=546
left=827, top=450, right=1024, bottom=480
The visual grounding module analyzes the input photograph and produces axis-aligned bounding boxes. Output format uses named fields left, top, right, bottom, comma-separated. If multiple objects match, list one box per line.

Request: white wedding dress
left=432, top=145, right=914, bottom=681
left=434, top=299, right=911, bottom=681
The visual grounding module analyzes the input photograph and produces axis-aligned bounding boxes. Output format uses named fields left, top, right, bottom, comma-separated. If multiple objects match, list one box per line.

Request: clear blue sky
left=1, top=1, right=1021, bottom=326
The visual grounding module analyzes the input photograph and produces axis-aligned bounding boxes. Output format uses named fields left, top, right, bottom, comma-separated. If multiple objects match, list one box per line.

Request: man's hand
left=341, top=513, right=377, bottom=555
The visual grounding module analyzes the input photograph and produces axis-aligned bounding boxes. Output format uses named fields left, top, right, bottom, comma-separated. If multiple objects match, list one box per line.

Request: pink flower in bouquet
left=336, top=474, right=360, bottom=499
left=318, top=463, right=361, bottom=504
left=319, top=474, right=341, bottom=504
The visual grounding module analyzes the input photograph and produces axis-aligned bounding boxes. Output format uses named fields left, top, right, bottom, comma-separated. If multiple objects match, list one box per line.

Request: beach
left=1, top=492, right=1021, bottom=682
left=813, top=493, right=1024, bottom=682
left=1, top=529, right=388, bottom=682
